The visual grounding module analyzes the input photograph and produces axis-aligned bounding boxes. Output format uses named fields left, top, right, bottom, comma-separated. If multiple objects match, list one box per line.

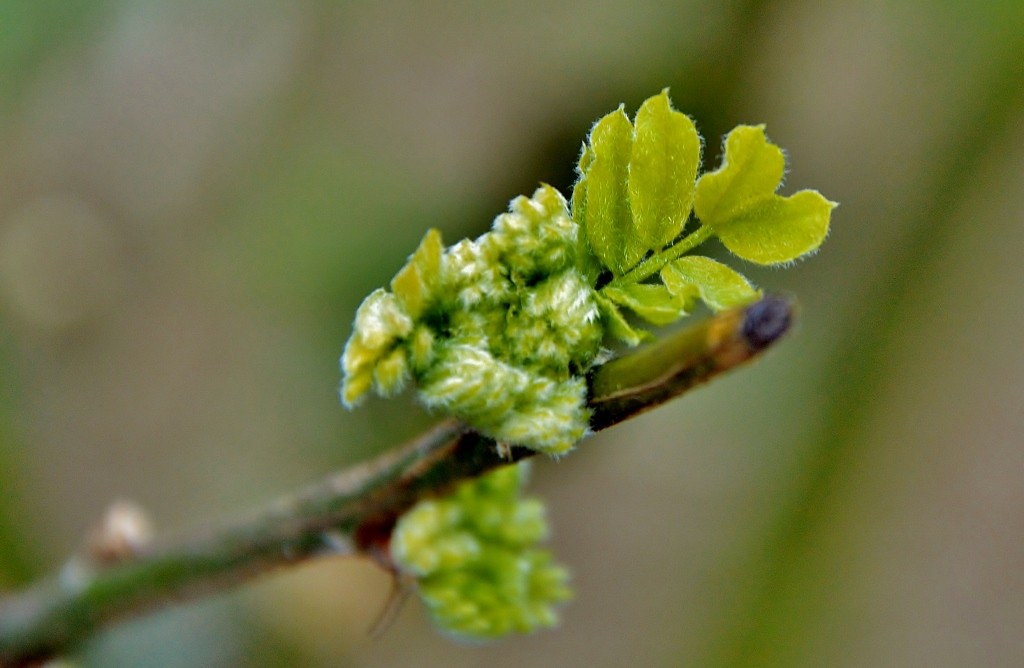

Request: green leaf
left=695, top=125, right=783, bottom=222
left=694, top=125, right=836, bottom=265
left=571, top=143, right=603, bottom=284
left=714, top=192, right=835, bottom=265
left=391, top=228, right=443, bottom=318
left=570, top=141, right=594, bottom=223
left=661, top=256, right=761, bottom=311
left=595, top=292, right=651, bottom=346
left=602, top=283, right=688, bottom=326
left=628, top=89, right=701, bottom=252
left=582, top=106, right=641, bottom=276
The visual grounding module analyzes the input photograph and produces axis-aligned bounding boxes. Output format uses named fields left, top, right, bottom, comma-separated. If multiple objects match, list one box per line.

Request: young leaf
left=694, top=125, right=835, bottom=265
left=628, top=90, right=701, bottom=252
left=602, top=283, right=688, bottom=326
left=661, top=255, right=761, bottom=311
left=571, top=144, right=603, bottom=284
left=595, top=292, right=651, bottom=346
left=582, top=107, right=641, bottom=276
left=391, top=228, right=443, bottom=319
left=713, top=192, right=835, bottom=265
left=570, top=142, right=594, bottom=223
left=695, top=125, right=783, bottom=221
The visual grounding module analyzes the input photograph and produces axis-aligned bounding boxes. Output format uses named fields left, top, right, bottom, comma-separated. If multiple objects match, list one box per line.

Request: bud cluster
left=341, top=185, right=602, bottom=455
left=390, top=463, right=572, bottom=639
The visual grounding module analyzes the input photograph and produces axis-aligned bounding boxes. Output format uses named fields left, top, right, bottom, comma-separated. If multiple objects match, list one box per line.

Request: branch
left=0, top=296, right=793, bottom=667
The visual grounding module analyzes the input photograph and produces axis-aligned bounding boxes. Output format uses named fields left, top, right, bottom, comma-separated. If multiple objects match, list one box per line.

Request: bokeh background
left=2, top=1, right=1023, bottom=666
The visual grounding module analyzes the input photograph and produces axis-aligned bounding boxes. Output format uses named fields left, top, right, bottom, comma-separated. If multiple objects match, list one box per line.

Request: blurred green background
left=2, top=1, right=1023, bottom=666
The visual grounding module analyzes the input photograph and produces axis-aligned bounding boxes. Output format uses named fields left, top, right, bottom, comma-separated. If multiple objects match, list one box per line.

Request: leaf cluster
left=573, top=90, right=835, bottom=344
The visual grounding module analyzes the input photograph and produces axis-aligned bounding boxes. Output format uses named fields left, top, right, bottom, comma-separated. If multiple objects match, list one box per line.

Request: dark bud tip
left=741, top=295, right=794, bottom=352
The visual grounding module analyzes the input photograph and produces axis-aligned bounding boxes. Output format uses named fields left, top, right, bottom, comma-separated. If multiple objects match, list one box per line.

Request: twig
left=0, top=296, right=793, bottom=667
